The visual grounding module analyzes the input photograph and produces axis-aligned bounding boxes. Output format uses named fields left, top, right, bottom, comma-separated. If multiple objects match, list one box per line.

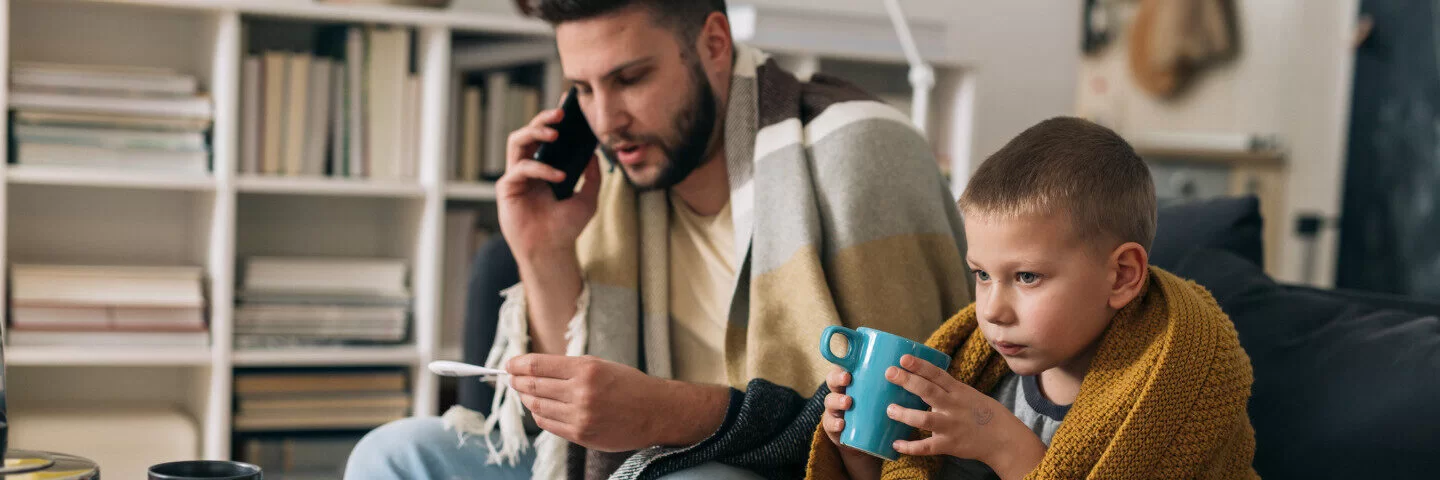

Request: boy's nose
left=978, top=290, right=1017, bottom=326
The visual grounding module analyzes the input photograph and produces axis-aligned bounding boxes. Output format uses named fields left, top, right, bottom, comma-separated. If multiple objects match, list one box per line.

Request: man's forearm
left=517, top=250, right=584, bottom=355
left=652, top=380, right=733, bottom=447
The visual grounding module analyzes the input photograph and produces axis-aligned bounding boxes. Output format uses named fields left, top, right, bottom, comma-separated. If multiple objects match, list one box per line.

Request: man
left=346, top=0, right=970, bottom=478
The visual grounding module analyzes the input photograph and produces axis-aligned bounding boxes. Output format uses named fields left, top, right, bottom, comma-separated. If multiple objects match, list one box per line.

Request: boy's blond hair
left=959, top=116, right=1157, bottom=253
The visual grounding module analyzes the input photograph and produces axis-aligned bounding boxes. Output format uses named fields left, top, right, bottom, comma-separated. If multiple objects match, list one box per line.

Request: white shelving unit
left=0, top=0, right=545, bottom=464
left=0, top=0, right=968, bottom=469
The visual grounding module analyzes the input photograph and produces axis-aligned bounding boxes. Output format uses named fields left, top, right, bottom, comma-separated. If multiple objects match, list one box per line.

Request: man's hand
left=886, top=355, right=1047, bottom=480
left=496, top=106, right=603, bottom=355
left=506, top=354, right=731, bottom=452
left=496, top=107, right=603, bottom=262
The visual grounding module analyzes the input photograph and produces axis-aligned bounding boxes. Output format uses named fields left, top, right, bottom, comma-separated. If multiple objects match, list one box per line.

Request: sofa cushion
left=1172, top=247, right=1440, bottom=479
left=1152, top=196, right=1264, bottom=270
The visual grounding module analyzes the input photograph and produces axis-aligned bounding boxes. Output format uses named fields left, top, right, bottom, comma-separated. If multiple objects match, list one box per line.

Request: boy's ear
left=1107, top=242, right=1149, bottom=310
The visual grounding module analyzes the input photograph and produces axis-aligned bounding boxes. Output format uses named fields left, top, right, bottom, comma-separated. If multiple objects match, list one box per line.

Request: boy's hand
left=886, top=355, right=1047, bottom=478
left=822, top=366, right=881, bottom=480
left=822, top=366, right=854, bottom=446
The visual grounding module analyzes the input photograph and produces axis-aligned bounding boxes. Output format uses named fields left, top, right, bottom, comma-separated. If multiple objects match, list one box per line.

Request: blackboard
left=1338, top=0, right=1440, bottom=295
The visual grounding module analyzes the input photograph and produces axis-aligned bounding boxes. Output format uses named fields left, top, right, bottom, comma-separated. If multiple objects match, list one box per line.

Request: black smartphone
left=532, top=86, right=599, bottom=200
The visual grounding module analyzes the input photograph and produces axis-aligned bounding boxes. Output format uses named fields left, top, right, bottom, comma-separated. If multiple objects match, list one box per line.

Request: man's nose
left=587, top=90, right=631, bottom=141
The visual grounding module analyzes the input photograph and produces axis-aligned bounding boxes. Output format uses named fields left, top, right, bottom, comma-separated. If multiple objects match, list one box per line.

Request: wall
left=1075, top=0, right=1359, bottom=287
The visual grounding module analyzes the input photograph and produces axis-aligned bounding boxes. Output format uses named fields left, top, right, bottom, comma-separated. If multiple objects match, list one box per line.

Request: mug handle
left=820, top=326, right=862, bottom=371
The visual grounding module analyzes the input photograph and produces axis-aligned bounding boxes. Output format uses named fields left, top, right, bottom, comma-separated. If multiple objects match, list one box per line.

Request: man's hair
left=959, top=116, right=1157, bottom=253
left=515, top=0, right=727, bottom=41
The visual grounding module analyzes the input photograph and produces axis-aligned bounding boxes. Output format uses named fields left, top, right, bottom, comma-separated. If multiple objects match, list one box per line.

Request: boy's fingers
left=900, top=355, right=955, bottom=392
left=826, top=369, right=851, bottom=389
left=893, top=437, right=942, bottom=456
left=886, top=366, right=946, bottom=404
left=888, top=404, right=938, bottom=431
left=824, top=393, right=852, bottom=413
left=824, top=415, right=845, bottom=433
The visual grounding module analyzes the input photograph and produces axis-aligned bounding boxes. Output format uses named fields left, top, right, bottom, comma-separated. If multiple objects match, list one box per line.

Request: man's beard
left=600, top=58, right=719, bottom=191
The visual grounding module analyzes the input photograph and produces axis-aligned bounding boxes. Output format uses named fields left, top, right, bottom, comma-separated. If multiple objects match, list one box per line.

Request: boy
left=808, top=117, right=1258, bottom=479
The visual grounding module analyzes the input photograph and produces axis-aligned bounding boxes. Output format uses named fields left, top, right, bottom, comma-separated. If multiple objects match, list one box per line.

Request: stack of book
left=451, top=71, right=542, bottom=182
left=235, top=257, right=410, bottom=349
left=8, top=264, right=208, bottom=347
left=241, top=26, right=419, bottom=180
left=8, top=62, right=214, bottom=173
left=240, top=434, right=364, bottom=480
left=233, top=369, right=410, bottom=432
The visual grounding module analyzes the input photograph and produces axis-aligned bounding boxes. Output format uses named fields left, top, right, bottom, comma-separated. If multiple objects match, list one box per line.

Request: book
left=7, top=330, right=209, bottom=347
left=15, top=110, right=211, bottom=132
left=12, top=264, right=204, bottom=308
left=11, top=62, right=198, bottom=97
left=12, top=306, right=204, bottom=331
left=481, top=71, right=509, bottom=179
left=12, top=61, right=179, bottom=76
left=241, top=257, right=409, bottom=299
left=14, top=143, right=209, bottom=173
left=232, top=411, right=407, bottom=432
left=283, top=54, right=312, bottom=176
left=365, top=26, right=410, bottom=180
left=459, top=86, right=483, bottom=182
left=9, top=91, right=212, bottom=119
left=346, top=27, right=367, bottom=178
left=330, top=62, right=347, bottom=177
left=234, top=371, right=407, bottom=395
left=262, top=51, right=288, bottom=175
left=241, top=56, right=263, bottom=174
left=14, top=124, right=207, bottom=152
left=401, top=74, right=420, bottom=179
left=305, top=58, right=333, bottom=177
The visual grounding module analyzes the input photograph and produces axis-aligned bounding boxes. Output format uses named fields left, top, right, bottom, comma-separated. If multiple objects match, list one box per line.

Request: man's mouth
left=613, top=143, right=648, bottom=166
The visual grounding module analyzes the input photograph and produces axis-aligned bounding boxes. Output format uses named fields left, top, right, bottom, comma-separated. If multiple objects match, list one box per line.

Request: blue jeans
left=345, top=417, right=764, bottom=480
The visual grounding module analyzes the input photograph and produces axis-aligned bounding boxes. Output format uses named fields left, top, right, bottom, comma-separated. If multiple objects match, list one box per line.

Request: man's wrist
left=516, top=245, right=581, bottom=277
left=650, top=379, right=732, bottom=447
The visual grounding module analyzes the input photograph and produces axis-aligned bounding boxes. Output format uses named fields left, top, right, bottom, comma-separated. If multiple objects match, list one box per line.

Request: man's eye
left=616, top=74, right=643, bottom=86
left=1016, top=272, right=1041, bottom=285
left=972, top=270, right=990, bottom=282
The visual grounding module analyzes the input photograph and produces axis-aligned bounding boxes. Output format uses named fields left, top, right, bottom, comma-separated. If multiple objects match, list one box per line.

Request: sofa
left=457, top=196, right=1440, bottom=479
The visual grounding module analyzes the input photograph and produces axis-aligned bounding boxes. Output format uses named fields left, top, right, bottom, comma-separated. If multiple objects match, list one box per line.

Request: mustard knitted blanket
left=806, top=267, right=1259, bottom=479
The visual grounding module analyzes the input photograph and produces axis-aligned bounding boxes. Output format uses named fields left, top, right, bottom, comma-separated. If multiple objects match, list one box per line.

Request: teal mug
left=819, top=326, right=952, bottom=460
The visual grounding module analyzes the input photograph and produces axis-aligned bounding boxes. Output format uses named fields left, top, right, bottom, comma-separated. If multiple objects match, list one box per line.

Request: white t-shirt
left=667, top=192, right=737, bottom=386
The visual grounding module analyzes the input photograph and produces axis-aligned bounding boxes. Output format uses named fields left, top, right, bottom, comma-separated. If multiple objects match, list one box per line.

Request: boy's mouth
left=992, top=340, right=1027, bottom=356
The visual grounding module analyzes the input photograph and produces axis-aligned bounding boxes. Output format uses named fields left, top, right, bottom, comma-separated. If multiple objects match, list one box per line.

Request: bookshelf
left=0, top=0, right=965, bottom=473
left=0, top=0, right=548, bottom=468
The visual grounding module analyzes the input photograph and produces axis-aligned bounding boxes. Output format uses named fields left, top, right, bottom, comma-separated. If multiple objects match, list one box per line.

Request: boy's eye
left=1016, top=272, right=1041, bottom=285
left=972, top=269, right=990, bottom=282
